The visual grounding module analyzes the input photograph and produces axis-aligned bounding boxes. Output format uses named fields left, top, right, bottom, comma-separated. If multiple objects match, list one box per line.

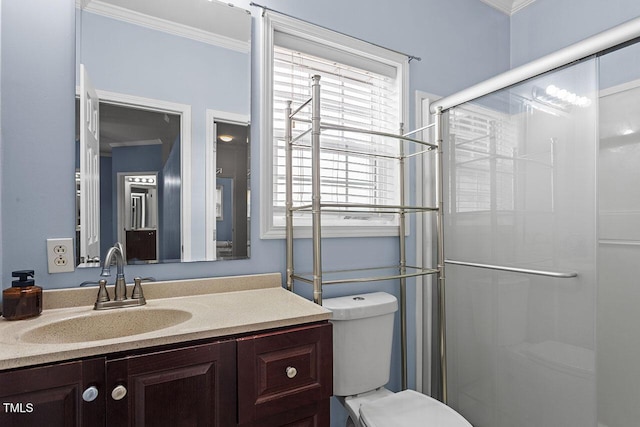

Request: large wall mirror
left=75, top=0, right=251, bottom=267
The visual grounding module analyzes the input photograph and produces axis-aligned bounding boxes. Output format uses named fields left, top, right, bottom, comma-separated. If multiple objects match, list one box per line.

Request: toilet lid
left=360, top=390, right=472, bottom=427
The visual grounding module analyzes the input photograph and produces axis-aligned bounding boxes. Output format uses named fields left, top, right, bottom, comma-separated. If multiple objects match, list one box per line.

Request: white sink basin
left=19, top=308, right=192, bottom=344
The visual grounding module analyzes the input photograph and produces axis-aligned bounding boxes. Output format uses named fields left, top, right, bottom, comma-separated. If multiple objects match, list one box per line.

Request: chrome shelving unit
left=284, top=75, right=445, bottom=392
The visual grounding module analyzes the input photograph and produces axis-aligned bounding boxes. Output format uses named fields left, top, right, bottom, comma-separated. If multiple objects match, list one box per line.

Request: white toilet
left=323, top=292, right=472, bottom=427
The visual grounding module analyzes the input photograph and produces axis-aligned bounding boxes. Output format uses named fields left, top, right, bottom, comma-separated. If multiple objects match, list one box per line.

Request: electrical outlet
left=47, top=238, right=74, bottom=273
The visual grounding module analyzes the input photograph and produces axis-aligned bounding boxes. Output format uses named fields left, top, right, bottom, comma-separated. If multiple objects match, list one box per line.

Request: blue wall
left=161, top=136, right=181, bottom=262
left=0, top=0, right=512, bottom=272
left=0, top=0, right=3, bottom=284
left=511, top=0, right=640, bottom=67
left=1, top=0, right=76, bottom=279
left=0, top=0, right=510, bottom=297
left=99, top=155, right=113, bottom=257
left=1, top=1, right=510, bottom=426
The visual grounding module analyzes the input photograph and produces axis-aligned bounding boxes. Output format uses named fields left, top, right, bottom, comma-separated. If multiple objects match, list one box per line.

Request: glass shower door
left=443, top=59, right=598, bottom=427
left=597, top=40, right=640, bottom=427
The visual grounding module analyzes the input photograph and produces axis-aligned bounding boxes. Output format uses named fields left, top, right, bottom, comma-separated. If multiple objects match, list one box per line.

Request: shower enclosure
left=436, top=24, right=640, bottom=427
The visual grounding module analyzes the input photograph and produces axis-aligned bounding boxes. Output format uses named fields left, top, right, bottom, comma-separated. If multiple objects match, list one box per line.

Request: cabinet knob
left=111, top=384, right=128, bottom=401
left=286, top=366, right=297, bottom=379
left=82, top=386, right=99, bottom=402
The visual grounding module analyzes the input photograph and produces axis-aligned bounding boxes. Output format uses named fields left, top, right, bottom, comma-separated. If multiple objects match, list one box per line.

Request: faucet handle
left=96, top=279, right=110, bottom=304
left=131, top=277, right=147, bottom=304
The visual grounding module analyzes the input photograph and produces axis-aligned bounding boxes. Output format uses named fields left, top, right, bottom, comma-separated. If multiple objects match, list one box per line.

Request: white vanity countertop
left=0, top=273, right=331, bottom=370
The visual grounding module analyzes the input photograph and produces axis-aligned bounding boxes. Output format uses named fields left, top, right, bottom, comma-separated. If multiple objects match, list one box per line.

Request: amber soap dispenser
left=2, top=270, right=43, bottom=320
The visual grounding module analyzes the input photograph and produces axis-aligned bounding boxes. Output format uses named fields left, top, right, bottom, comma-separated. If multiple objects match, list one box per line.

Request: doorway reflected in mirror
left=75, top=101, right=182, bottom=266
left=215, top=121, right=250, bottom=260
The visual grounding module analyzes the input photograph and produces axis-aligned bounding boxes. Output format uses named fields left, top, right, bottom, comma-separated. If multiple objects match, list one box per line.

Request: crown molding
left=480, top=0, right=536, bottom=15
left=512, top=0, right=537, bottom=14
left=79, top=0, right=250, bottom=53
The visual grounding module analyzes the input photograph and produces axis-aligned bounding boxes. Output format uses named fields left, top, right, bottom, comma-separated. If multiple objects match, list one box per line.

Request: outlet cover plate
left=46, top=238, right=74, bottom=273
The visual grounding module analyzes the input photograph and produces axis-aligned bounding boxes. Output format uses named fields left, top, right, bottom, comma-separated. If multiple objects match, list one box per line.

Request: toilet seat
left=359, top=390, right=472, bottom=427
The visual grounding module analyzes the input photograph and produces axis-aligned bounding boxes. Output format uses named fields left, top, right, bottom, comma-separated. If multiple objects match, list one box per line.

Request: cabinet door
left=106, top=339, right=236, bottom=427
left=237, top=322, right=332, bottom=426
left=0, top=357, right=105, bottom=427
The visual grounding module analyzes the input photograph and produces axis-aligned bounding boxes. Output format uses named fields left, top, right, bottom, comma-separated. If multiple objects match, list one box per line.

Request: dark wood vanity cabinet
left=0, top=321, right=331, bottom=427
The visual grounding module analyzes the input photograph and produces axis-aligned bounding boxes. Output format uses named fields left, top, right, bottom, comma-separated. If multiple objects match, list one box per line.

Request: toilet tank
left=323, top=292, right=398, bottom=396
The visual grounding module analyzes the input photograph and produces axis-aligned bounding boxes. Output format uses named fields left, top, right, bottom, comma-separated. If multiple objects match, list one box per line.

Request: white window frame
left=259, top=11, right=409, bottom=239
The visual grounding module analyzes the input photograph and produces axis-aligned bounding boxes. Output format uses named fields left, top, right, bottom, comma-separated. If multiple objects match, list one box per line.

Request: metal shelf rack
left=284, top=75, right=445, bottom=391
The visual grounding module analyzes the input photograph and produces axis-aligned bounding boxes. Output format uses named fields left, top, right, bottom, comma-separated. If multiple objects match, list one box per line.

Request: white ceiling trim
left=80, top=0, right=250, bottom=53
left=479, top=0, right=537, bottom=15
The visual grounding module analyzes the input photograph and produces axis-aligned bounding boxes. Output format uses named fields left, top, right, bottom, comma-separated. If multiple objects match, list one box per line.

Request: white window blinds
left=448, top=104, right=517, bottom=213
left=272, top=35, right=402, bottom=228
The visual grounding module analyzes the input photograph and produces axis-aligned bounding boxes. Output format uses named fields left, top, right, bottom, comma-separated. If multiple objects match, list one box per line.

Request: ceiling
left=99, top=104, right=180, bottom=155
left=479, top=0, right=536, bottom=15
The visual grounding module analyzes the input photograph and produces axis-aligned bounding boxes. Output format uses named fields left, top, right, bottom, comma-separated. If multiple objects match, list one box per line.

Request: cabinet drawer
left=238, top=399, right=330, bottom=427
left=237, top=322, right=332, bottom=424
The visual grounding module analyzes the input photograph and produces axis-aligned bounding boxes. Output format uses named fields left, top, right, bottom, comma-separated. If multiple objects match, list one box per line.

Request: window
left=448, top=104, right=517, bottom=214
left=260, top=12, right=408, bottom=238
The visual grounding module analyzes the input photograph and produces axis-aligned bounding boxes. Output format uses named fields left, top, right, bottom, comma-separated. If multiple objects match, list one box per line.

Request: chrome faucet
left=101, top=242, right=126, bottom=301
left=93, top=242, right=146, bottom=310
